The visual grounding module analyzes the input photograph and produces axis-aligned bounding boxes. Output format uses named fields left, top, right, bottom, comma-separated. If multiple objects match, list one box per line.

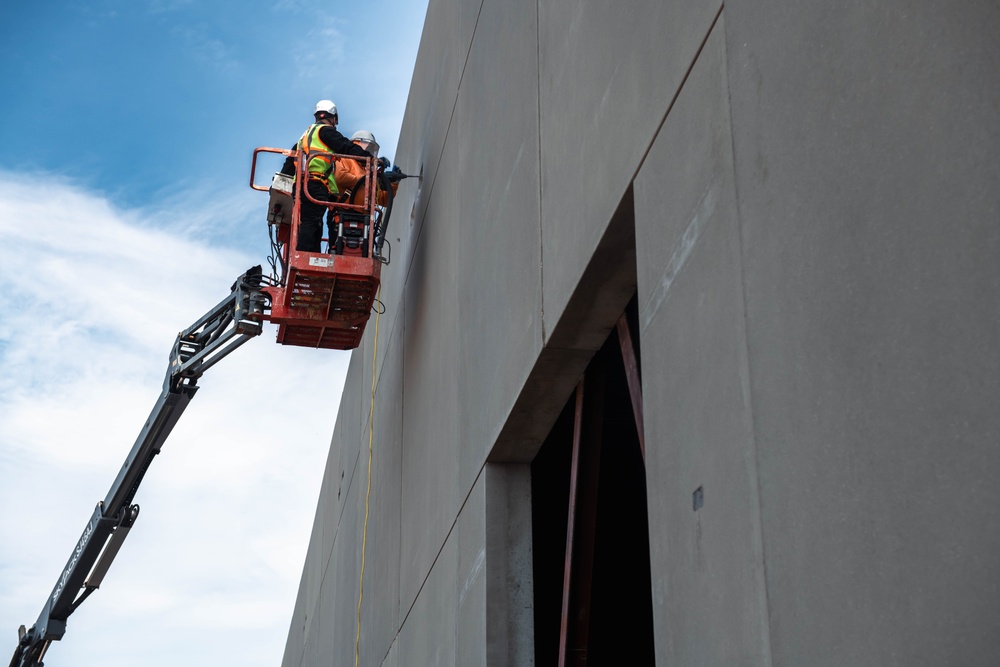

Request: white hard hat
left=351, top=130, right=380, bottom=157
left=314, top=100, right=338, bottom=117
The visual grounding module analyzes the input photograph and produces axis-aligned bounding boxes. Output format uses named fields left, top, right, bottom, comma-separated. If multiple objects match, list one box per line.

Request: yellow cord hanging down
left=356, top=286, right=380, bottom=667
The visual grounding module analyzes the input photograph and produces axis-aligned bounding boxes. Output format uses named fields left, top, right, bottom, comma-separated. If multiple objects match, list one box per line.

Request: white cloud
left=0, top=171, right=349, bottom=667
left=271, top=0, right=307, bottom=11
left=291, top=21, right=348, bottom=82
left=147, top=0, right=195, bottom=14
left=170, top=24, right=240, bottom=74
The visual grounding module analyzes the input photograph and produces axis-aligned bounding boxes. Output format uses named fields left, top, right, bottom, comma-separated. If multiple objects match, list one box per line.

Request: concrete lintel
left=491, top=187, right=637, bottom=463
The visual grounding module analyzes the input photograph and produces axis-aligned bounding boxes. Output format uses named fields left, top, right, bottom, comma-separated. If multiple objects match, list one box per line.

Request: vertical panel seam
left=402, top=0, right=487, bottom=291
left=722, top=6, right=775, bottom=665
left=537, top=0, right=546, bottom=342
left=394, top=0, right=484, bottom=642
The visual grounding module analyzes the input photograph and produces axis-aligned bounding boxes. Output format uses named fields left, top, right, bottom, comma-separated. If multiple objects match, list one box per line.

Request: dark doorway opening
left=531, top=299, right=654, bottom=666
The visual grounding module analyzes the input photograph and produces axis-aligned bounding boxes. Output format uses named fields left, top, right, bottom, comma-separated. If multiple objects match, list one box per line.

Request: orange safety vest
left=335, top=148, right=397, bottom=206
left=343, top=178, right=399, bottom=207
left=334, top=155, right=366, bottom=193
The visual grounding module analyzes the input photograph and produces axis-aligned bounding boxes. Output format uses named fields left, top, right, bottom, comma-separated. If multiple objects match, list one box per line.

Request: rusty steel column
left=558, top=358, right=606, bottom=667
left=617, top=313, right=645, bottom=462
left=557, top=380, right=585, bottom=667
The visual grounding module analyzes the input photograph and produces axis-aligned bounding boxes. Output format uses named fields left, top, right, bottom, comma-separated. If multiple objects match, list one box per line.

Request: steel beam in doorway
left=616, top=313, right=645, bottom=463
left=558, top=361, right=606, bottom=667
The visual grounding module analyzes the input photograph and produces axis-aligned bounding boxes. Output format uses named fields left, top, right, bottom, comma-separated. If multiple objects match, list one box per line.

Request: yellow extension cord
left=355, top=286, right=380, bottom=666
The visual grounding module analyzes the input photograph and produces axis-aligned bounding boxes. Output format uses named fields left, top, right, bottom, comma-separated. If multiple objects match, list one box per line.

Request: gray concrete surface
left=725, top=1, right=1000, bottom=664
left=455, top=0, right=543, bottom=476
left=456, top=471, right=488, bottom=667
left=399, top=128, right=461, bottom=616
left=537, top=0, right=722, bottom=332
left=358, top=329, right=404, bottom=666
left=281, top=0, right=1000, bottom=665
left=484, top=464, right=534, bottom=667
left=635, top=16, right=771, bottom=666
left=397, top=524, right=458, bottom=667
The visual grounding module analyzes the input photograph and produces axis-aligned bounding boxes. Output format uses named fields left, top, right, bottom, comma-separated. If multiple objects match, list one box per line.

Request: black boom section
left=9, top=267, right=266, bottom=667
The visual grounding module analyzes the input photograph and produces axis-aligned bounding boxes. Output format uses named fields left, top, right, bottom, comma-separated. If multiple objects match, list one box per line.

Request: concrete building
left=280, top=1, right=1000, bottom=665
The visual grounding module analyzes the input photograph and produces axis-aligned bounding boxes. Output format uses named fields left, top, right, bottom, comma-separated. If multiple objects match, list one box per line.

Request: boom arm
left=9, top=267, right=267, bottom=667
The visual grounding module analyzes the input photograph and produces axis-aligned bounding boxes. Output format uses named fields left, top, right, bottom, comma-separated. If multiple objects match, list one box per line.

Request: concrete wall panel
left=382, top=637, right=399, bottom=667
left=326, top=474, right=361, bottom=667
left=538, top=0, right=722, bottom=335
left=382, top=640, right=399, bottom=667
left=394, top=0, right=483, bottom=277
left=328, top=350, right=365, bottom=559
left=400, top=132, right=461, bottom=614
left=284, top=1, right=1000, bottom=665
left=724, top=1, right=1000, bottom=664
left=455, top=0, right=543, bottom=487
left=634, top=18, right=769, bottom=666
left=398, top=537, right=458, bottom=667
left=305, top=424, right=336, bottom=638
left=280, top=551, right=308, bottom=667
left=358, top=327, right=404, bottom=666
left=456, top=472, right=487, bottom=667
left=300, top=571, right=328, bottom=667
left=373, top=0, right=482, bottom=366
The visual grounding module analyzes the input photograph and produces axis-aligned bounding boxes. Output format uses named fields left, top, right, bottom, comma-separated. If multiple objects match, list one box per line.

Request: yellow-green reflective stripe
left=298, top=124, right=339, bottom=192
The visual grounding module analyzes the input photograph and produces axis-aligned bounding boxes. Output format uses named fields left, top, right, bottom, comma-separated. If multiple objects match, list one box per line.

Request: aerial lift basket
left=249, top=147, right=382, bottom=350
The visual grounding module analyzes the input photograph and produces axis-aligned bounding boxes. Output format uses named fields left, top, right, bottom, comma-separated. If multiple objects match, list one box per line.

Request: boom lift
left=8, top=270, right=267, bottom=667
left=9, top=147, right=412, bottom=667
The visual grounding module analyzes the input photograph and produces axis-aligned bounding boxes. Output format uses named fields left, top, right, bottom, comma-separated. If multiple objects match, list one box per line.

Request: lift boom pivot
left=8, top=267, right=267, bottom=667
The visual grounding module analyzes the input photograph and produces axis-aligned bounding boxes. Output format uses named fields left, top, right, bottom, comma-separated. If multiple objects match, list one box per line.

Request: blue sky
left=0, top=2, right=427, bottom=666
left=0, top=0, right=424, bottom=242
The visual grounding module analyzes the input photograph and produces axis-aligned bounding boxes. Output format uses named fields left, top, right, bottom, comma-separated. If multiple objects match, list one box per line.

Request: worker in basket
left=282, top=100, right=372, bottom=253
left=334, top=130, right=399, bottom=206
left=330, top=130, right=399, bottom=256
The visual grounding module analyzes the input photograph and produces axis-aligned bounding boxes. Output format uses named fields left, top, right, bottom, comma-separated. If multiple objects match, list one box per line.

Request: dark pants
left=297, top=179, right=334, bottom=252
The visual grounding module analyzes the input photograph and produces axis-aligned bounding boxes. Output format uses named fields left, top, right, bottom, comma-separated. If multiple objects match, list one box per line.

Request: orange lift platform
left=249, top=147, right=397, bottom=350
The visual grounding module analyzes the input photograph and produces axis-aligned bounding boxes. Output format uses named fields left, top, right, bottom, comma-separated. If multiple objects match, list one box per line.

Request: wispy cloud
left=146, top=0, right=195, bottom=14
left=0, top=170, right=348, bottom=667
left=290, top=20, right=348, bottom=83
left=272, top=0, right=302, bottom=10
left=170, top=23, right=240, bottom=74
